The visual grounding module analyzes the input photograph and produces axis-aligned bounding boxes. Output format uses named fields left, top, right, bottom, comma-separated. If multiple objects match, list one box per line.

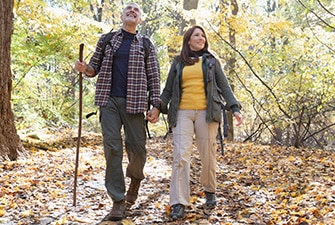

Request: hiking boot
left=170, top=204, right=185, bottom=220
left=126, top=178, right=141, bottom=205
left=103, top=200, right=126, bottom=221
left=205, top=191, right=217, bottom=208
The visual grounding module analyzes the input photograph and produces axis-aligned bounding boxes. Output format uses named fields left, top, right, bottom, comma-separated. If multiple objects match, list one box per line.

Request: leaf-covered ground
left=1, top=130, right=335, bottom=225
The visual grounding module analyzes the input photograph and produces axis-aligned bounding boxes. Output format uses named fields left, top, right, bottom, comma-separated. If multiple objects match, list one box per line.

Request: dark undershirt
left=110, top=29, right=135, bottom=97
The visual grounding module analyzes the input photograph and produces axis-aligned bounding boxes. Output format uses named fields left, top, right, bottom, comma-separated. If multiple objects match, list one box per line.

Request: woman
left=160, top=25, right=243, bottom=220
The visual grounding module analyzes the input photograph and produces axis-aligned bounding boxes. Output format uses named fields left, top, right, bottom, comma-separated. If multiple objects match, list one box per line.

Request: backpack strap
left=142, top=36, right=152, bottom=139
left=99, top=30, right=151, bottom=65
left=142, top=36, right=151, bottom=62
left=99, top=30, right=116, bottom=66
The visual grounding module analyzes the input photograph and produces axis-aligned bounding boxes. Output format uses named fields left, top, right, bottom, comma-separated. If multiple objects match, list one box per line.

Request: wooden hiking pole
left=73, top=43, right=84, bottom=206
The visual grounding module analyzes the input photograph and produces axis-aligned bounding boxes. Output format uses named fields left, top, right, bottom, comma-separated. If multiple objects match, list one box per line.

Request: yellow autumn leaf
left=190, top=195, right=199, bottom=203
left=275, top=187, right=284, bottom=194
left=291, top=192, right=297, bottom=197
left=154, top=201, right=161, bottom=209
left=0, top=209, right=6, bottom=217
left=20, top=209, right=33, bottom=217
left=122, top=219, right=135, bottom=225
left=55, top=216, right=67, bottom=225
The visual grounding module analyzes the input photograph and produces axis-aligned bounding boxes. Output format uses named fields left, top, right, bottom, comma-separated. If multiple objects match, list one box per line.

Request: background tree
left=219, top=0, right=239, bottom=141
left=0, top=0, right=25, bottom=160
left=11, top=0, right=106, bottom=131
left=217, top=0, right=335, bottom=147
left=6, top=0, right=335, bottom=151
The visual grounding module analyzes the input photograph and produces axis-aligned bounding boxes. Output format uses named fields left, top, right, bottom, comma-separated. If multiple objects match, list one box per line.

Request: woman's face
left=188, top=28, right=206, bottom=51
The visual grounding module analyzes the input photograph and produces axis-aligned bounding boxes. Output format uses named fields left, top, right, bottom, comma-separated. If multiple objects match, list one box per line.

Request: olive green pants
left=100, top=97, right=146, bottom=202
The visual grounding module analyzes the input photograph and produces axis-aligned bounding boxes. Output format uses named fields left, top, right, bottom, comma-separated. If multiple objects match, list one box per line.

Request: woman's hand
left=233, top=112, right=243, bottom=126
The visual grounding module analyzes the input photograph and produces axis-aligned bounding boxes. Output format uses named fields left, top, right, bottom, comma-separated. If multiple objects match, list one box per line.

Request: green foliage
left=10, top=0, right=335, bottom=148
left=212, top=0, right=335, bottom=147
left=12, top=0, right=104, bottom=131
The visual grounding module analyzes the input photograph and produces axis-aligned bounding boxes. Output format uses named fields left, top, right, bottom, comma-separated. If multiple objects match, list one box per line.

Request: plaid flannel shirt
left=88, top=29, right=161, bottom=114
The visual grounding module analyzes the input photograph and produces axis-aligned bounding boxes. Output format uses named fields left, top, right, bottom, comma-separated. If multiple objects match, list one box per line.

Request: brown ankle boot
left=126, top=178, right=141, bottom=204
left=103, top=200, right=126, bottom=221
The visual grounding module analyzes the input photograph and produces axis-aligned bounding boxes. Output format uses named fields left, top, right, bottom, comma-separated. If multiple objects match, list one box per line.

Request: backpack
left=99, top=30, right=151, bottom=66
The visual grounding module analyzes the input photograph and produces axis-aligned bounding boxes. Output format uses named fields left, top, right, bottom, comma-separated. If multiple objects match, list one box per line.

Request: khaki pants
left=170, top=110, right=218, bottom=206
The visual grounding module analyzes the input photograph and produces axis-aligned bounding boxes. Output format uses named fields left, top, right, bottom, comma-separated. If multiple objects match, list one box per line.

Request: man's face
left=121, top=3, right=142, bottom=26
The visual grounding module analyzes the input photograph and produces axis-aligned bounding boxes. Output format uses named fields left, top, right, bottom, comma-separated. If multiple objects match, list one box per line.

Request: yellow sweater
left=179, top=58, right=207, bottom=110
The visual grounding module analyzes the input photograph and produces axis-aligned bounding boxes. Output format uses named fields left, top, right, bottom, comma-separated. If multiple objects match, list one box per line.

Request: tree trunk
left=183, top=0, right=199, bottom=10
left=221, top=0, right=239, bottom=141
left=0, top=0, right=25, bottom=161
left=183, top=0, right=198, bottom=25
left=90, top=0, right=104, bottom=22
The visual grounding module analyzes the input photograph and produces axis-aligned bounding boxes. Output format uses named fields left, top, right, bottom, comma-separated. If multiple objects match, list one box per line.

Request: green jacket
left=160, top=53, right=241, bottom=128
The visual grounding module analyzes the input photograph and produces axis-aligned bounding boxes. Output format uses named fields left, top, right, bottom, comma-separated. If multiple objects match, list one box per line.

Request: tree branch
left=317, top=0, right=335, bottom=17
left=233, top=71, right=278, bottom=142
left=306, top=14, right=335, bottom=54
left=206, top=20, right=291, bottom=119
left=303, top=122, right=335, bottom=147
left=296, top=0, right=335, bottom=29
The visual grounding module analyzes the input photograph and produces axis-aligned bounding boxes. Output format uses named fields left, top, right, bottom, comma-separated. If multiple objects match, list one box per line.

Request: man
left=74, top=2, right=161, bottom=221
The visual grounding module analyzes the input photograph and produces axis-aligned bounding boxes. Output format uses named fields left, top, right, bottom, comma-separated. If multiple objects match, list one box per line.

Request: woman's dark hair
left=180, top=25, right=209, bottom=66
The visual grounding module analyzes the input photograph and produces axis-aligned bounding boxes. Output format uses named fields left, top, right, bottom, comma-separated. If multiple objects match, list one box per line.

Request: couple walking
left=74, top=2, right=242, bottom=222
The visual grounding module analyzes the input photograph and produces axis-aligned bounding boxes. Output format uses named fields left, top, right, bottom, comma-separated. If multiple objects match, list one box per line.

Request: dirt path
left=1, top=132, right=335, bottom=224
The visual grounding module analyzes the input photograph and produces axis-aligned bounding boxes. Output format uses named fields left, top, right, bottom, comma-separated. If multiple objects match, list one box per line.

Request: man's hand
left=75, top=60, right=87, bottom=73
left=74, top=60, right=95, bottom=77
left=146, top=107, right=160, bottom=123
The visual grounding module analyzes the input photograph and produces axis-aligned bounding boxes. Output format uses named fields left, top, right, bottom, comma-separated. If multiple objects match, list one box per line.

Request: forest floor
left=0, top=129, right=335, bottom=225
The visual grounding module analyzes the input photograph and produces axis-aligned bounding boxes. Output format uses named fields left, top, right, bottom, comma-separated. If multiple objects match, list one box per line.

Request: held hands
left=233, top=112, right=243, bottom=126
left=146, top=107, right=160, bottom=123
